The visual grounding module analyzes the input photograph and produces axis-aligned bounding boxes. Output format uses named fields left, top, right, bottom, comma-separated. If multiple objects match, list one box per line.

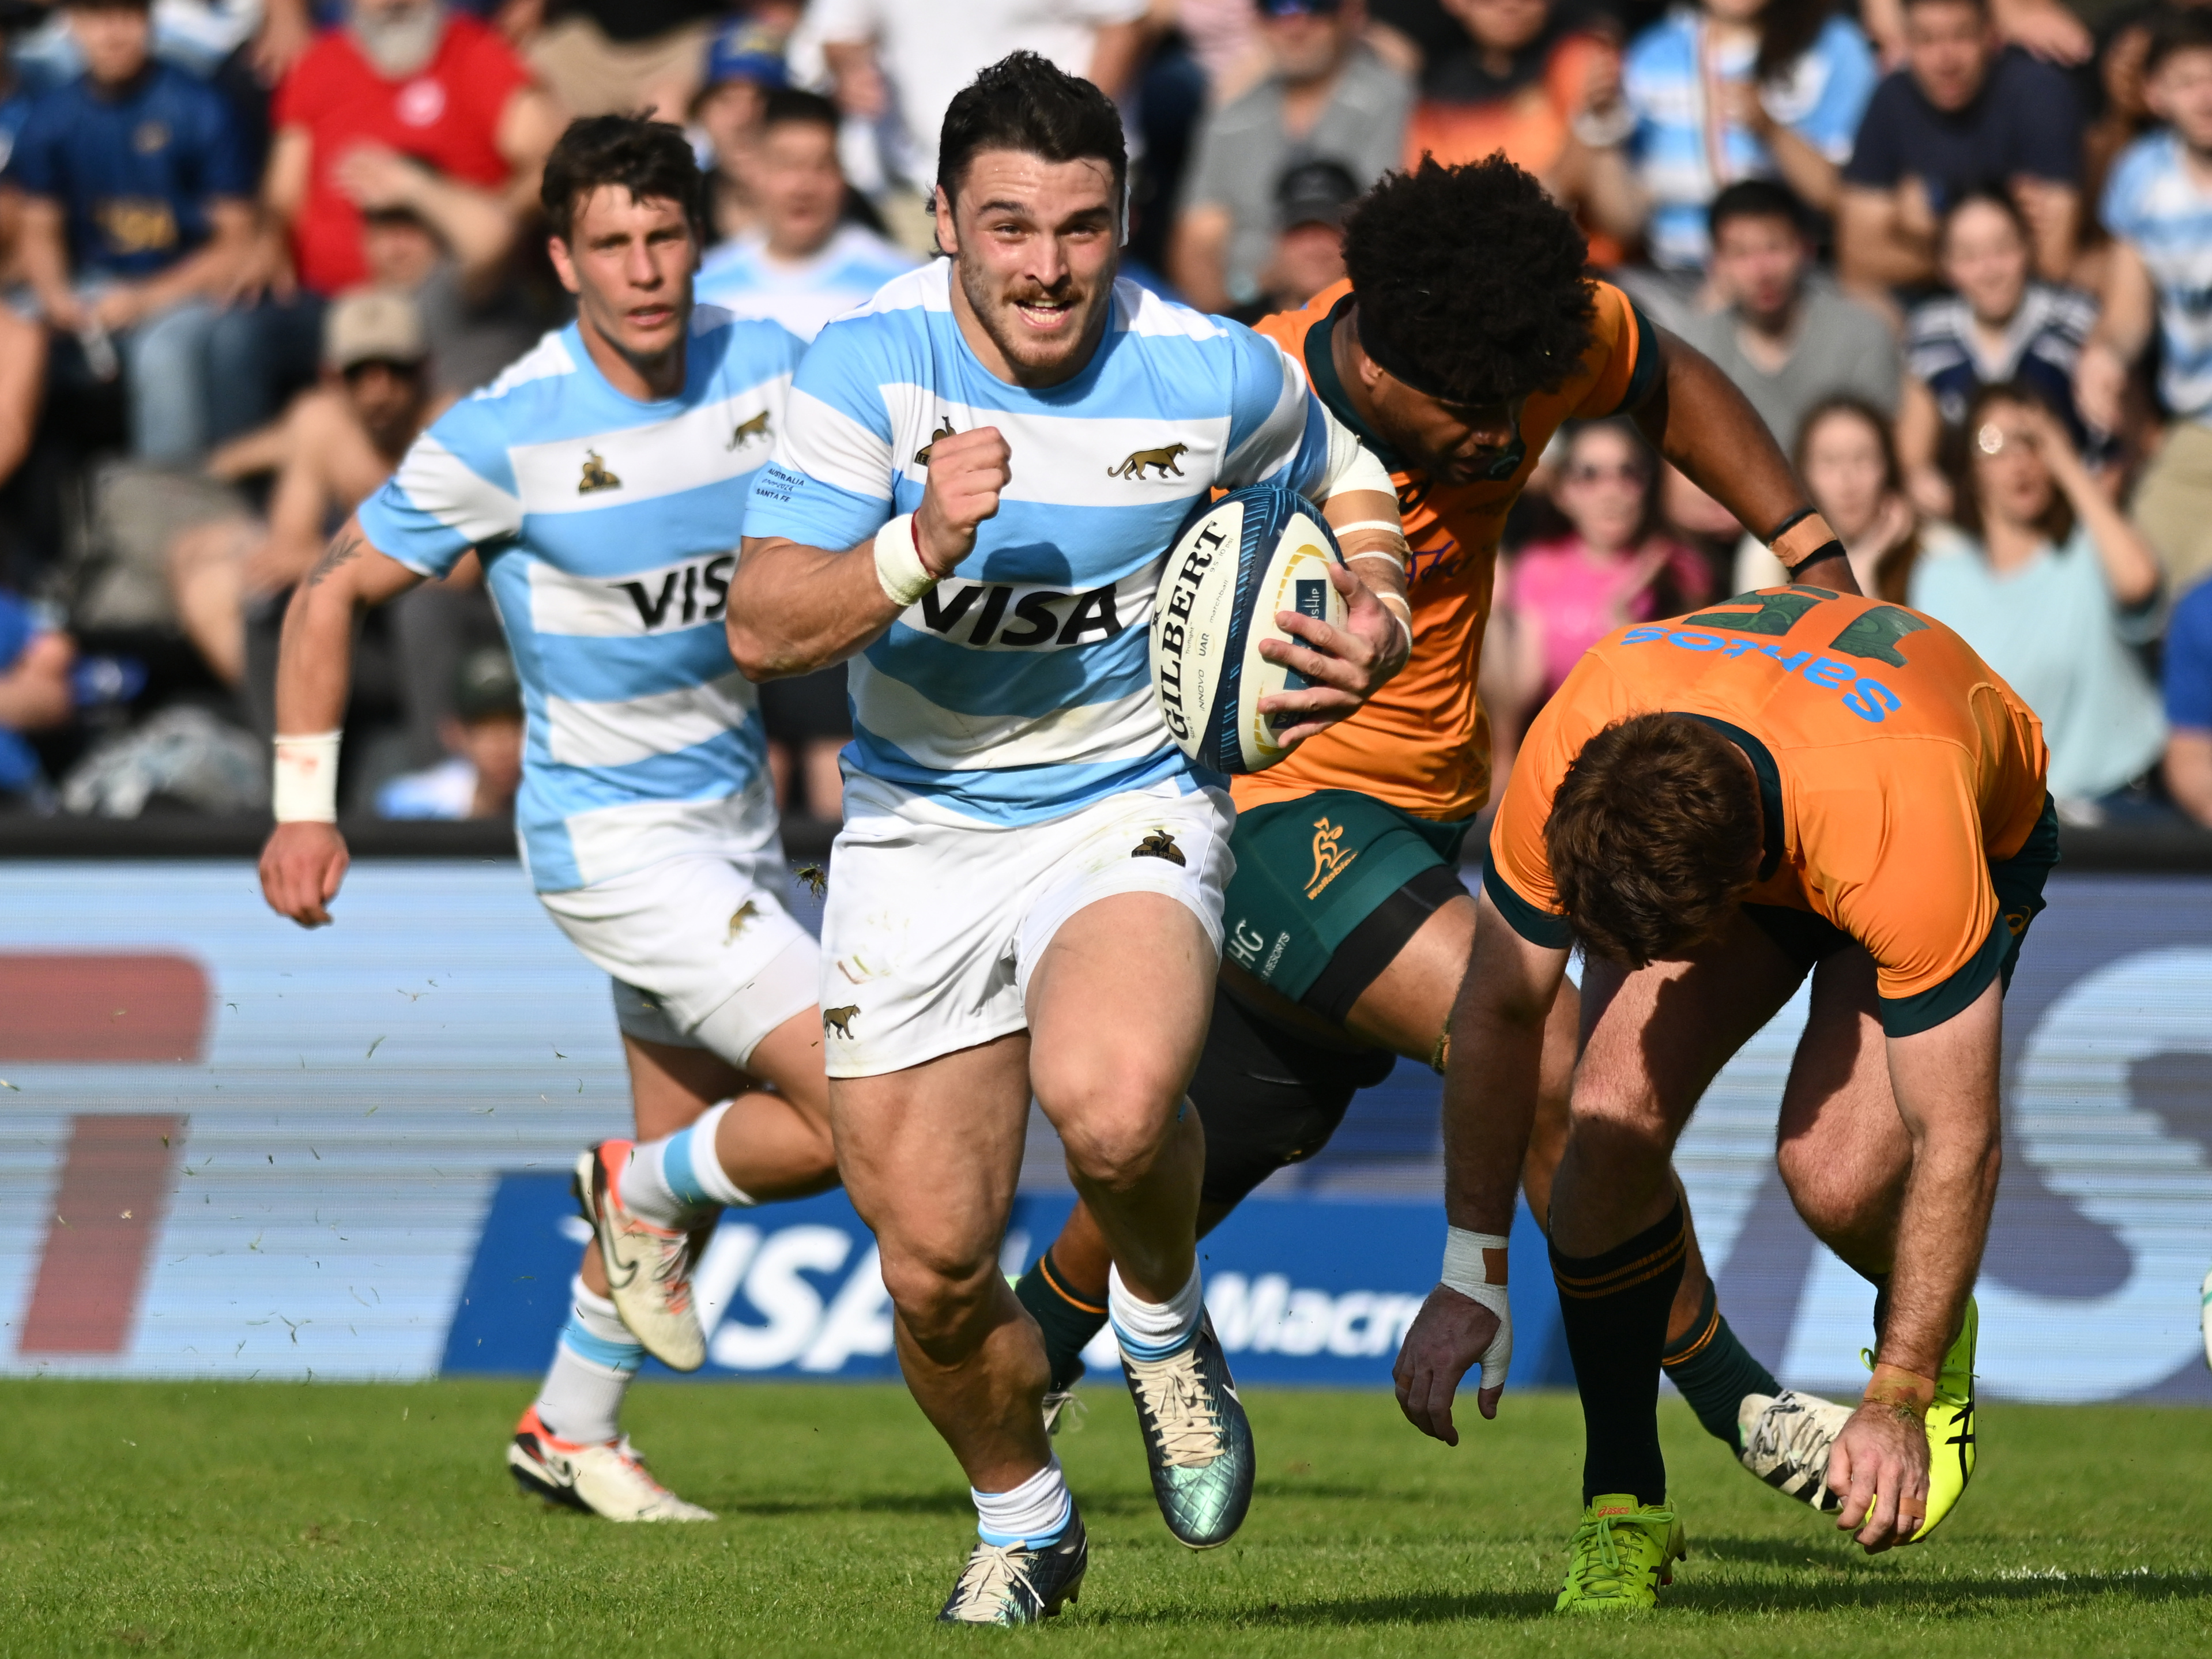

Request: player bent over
left=1016, top=155, right=1861, bottom=1510
left=259, top=117, right=835, bottom=1521
left=1395, top=589, right=2054, bottom=1608
left=727, top=55, right=1407, bottom=1624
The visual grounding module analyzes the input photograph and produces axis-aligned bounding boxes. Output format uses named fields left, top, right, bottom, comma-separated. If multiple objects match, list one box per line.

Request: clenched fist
left=914, top=426, right=1010, bottom=576
left=261, top=821, right=351, bottom=928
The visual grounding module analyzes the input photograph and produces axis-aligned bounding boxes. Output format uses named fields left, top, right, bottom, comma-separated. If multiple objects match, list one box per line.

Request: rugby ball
left=1150, top=484, right=1350, bottom=775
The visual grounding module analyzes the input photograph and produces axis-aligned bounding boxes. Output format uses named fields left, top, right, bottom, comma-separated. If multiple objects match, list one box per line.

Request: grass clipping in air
left=2, top=1381, right=2207, bottom=1654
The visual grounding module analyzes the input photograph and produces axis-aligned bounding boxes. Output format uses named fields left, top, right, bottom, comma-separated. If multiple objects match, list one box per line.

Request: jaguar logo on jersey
left=914, top=418, right=956, bottom=468
left=608, top=554, right=732, bottom=632
left=1305, top=817, right=1358, bottom=900
left=915, top=581, right=1124, bottom=649
left=1132, top=831, right=1185, bottom=866
left=578, top=450, right=623, bottom=493
left=728, top=411, right=772, bottom=450
left=1107, top=442, right=1190, bottom=481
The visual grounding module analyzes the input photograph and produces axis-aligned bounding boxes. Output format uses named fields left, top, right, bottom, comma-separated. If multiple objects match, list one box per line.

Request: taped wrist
left=873, top=512, right=938, bottom=606
left=1441, top=1227, right=1513, bottom=1389
left=1766, top=508, right=1844, bottom=577
left=272, top=730, right=341, bottom=823
left=1862, top=1362, right=1935, bottom=1418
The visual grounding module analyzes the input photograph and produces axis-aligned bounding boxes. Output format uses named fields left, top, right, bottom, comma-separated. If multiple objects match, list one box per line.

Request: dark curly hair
left=1343, top=155, right=1596, bottom=408
left=540, top=114, right=707, bottom=247
left=1546, top=713, right=1763, bottom=969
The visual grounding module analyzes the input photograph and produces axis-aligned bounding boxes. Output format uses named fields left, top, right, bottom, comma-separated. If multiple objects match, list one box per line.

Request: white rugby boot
left=574, top=1141, right=706, bottom=1372
left=507, top=1405, right=714, bottom=1522
left=1738, top=1389, right=1855, bottom=1513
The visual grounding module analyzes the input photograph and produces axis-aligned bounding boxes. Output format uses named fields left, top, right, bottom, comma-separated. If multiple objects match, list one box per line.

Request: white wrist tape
left=1441, top=1227, right=1514, bottom=1390
left=873, top=512, right=939, bottom=607
left=1376, top=591, right=1414, bottom=649
left=272, top=730, right=342, bottom=824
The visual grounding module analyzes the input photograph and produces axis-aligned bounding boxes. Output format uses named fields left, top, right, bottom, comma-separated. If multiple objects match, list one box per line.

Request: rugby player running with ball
left=259, top=118, right=836, bottom=1522
left=1015, top=154, right=1868, bottom=1513
left=723, top=52, right=1412, bottom=1625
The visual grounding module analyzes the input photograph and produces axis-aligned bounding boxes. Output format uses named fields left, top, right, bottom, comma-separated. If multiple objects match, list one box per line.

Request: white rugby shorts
left=537, top=784, right=816, bottom=1069
left=817, top=773, right=1235, bottom=1079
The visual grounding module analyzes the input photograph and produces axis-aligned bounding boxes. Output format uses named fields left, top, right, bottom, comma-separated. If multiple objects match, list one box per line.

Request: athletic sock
left=1107, top=1262, right=1203, bottom=1361
left=1661, top=1279, right=1781, bottom=1451
left=1015, top=1248, right=1109, bottom=1392
left=1551, top=1201, right=1689, bottom=1507
left=973, top=1456, right=1072, bottom=1547
left=620, top=1100, right=751, bottom=1228
left=533, top=1277, right=641, bottom=1445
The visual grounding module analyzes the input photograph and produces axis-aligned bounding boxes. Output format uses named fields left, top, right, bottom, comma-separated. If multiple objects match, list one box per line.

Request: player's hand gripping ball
left=1150, top=484, right=1351, bottom=774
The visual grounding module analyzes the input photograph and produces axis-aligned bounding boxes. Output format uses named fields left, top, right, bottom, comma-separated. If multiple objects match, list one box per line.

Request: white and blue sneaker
left=1119, top=1312, right=1254, bottom=1549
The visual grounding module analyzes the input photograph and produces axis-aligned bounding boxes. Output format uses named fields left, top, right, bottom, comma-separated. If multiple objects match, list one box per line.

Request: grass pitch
left=1, top=1379, right=2206, bottom=1657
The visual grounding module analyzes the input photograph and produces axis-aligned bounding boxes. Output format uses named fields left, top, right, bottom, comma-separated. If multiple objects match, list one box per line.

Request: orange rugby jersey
left=1241, top=276, right=1659, bottom=823
left=1486, top=587, right=2052, bottom=1032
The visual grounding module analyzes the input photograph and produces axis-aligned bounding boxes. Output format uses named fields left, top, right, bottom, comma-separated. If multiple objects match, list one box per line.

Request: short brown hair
left=1546, top=714, right=1763, bottom=968
left=540, top=114, right=708, bottom=247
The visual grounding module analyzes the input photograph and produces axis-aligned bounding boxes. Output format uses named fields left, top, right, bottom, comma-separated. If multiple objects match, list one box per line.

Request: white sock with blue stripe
left=973, top=1456, right=1072, bottom=1547
left=533, top=1277, right=641, bottom=1445
left=619, top=1100, right=751, bottom=1227
left=1108, top=1262, right=1204, bottom=1361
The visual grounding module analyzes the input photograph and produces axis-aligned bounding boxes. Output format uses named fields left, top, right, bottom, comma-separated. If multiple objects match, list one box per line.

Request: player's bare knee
left=1056, top=1101, right=1177, bottom=1194
left=877, top=1245, right=998, bottom=1346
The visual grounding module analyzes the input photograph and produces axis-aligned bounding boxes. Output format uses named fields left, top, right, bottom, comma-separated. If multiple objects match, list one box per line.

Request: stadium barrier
left=1, top=829, right=2208, bottom=1402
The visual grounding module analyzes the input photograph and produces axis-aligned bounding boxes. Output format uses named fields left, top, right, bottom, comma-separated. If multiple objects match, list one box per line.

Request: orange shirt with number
left=1486, top=588, right=2052, bottom=1028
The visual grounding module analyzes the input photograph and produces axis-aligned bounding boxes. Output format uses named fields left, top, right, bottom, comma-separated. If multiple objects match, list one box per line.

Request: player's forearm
left=1879, top=984, right=2003, bottom=1379
left=728, top=534, right=905, bottom=680
left=272, top=521, right=420, bottom=732
left=1441, top=897, right=1568, bottom=1234
left=1639, top=331, right=1858, bottom=590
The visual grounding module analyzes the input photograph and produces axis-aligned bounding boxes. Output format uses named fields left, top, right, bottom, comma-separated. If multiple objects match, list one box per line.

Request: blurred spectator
left=694, top=18, right=790, bottom=244
left=374, top=643, right=522, bottom=819
left=1496, top=418, right=1712, bottom=718
left=165, top=289, right=443, bottom=688
left=1910, top=383, right=2166, bottom=814
left=1838, top=0, right=2083, bottom=292
left=2162, top=576, right=2212, bottom=827
left=2085, top=10, right=2212, bottom=595
left=816, top=0, right=1148, bottom=247
left=0, top=587, right=73, bottom=810
left=240, top=0, right=560, bottom=427
left=1897, top=188, right=2102, bottom=519
left=1574, top=0, right=1877, bottom=280
left=696, top=88, right=915, bottom=340
left=356, top=188, right=544, bottom=399
left=1678, top=180, right=1898, bottom=451
left=514, top=0, right=726, bottom=122
left=1225, top=157, right=1358, bottom=321
left=6, top=0, right=255, bottom=462
left=1734, top=394, right=1921, bottom=594
left=1172, top=0, right=1411, bottom=314
left=0, top=306, right=40, bottom=489
left=1404, top=0, right=1612, bottom=190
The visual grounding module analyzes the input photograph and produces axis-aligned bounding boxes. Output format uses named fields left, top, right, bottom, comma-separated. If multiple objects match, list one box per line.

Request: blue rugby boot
left=1119, top=1311, right=1254, bottom=1548
left=936, top=1506, right=1088, bottom=1625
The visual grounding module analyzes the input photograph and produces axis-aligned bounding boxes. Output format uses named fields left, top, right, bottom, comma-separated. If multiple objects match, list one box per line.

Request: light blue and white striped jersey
left=744, top=260, right=1336, bottom=824
left=695, top=223, right=920, bottom=342
left=2104, top=130, right=2212, bottom=423
left=1623, top=10, right=1876, bottom=270
left=358, top=306, right=804, bottom=892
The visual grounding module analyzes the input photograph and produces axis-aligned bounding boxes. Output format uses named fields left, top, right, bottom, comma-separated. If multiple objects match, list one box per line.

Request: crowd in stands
left=2, top=0, right=2212, bottom=836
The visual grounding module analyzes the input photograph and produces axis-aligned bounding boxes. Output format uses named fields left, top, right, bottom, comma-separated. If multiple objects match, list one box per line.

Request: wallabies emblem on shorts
left=1305, top=816, right=1358, bottom=900
left=823, top=1005, right=859, bottom=1039
left=1107, top=442, right=1189, bottom=481
left=578, top=448, right=623, bottom=493
left=728, top=410, right=772, bottom=450
left=1132, top=829, right=1186, bottom=866
left=915, top=417, right=956, bottom=468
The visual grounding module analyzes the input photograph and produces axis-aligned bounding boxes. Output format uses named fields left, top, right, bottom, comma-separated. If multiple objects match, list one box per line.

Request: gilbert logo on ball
left=1152, top=484, right=1348, bottom=775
